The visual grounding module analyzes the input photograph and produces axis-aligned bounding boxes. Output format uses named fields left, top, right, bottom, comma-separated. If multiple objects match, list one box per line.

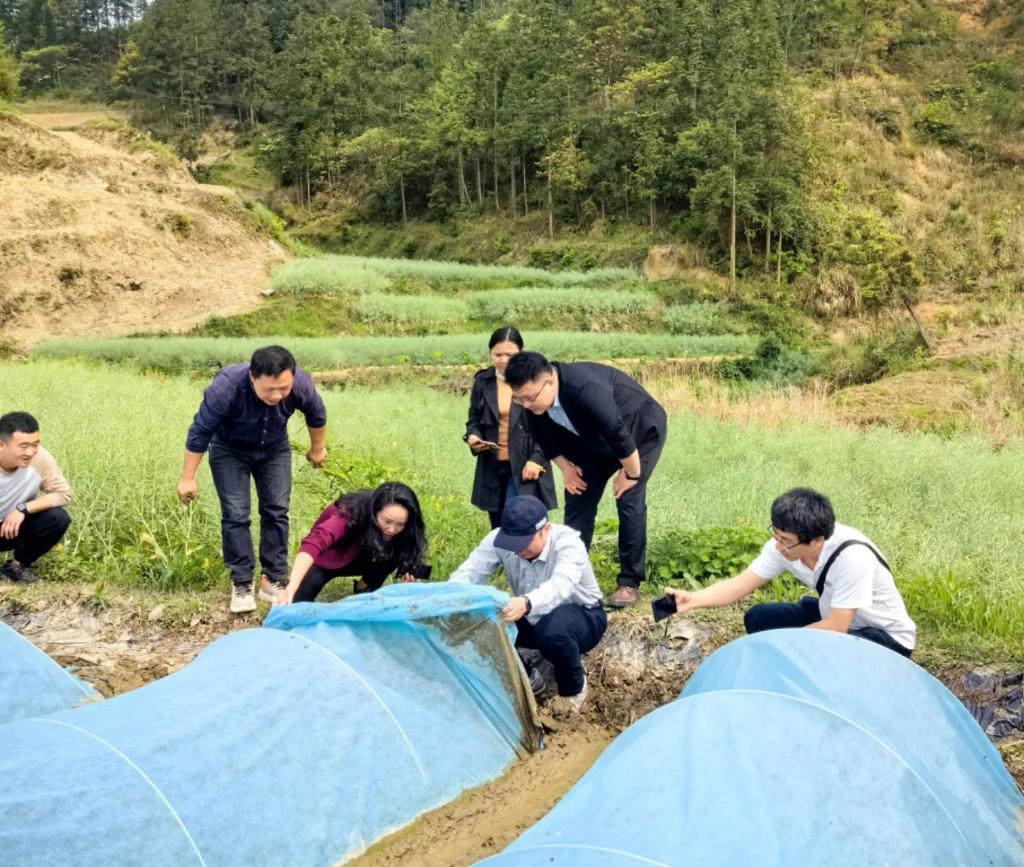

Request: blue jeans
left=515, top=604, right=608, bottom=696
left=208, top=437, right=292, bottom=586
left=744, top=595, right=912, bottom=658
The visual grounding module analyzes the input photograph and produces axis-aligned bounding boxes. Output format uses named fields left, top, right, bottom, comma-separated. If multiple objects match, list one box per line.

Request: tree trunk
left=776, top=232, right=783, bottom=286
left=400, top=175, right=407, bottom=226
left=649, top=196, right=655, bottom=230
left=730, top=170, right=737, bottom=288
left=765, top=207, right=772, bottom=273
left=522, top=159, right=528, bottom=214
left=475, top=155, right=483, bottom=205
left=510, top=158, right=518, bottom=219
left=457, top=149, right=469, bottom=206
left=493, top=79, right=500, bottom=212
left=547, top=171, right=554, bottom=239
left=904, top=300, right=934, bottom=351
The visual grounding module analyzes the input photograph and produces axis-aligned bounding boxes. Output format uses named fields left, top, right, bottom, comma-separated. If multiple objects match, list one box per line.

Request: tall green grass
left=270, top=253, right=636, bottom=294
left=466, top=288, right=657, bottom=319
left=4, top=360, right=1021, bottom=656
left=271, top=258, right=393, bottom=294
left=353, top=295, right=468, bottom=329
left=34, top=332, right=757, bottom=371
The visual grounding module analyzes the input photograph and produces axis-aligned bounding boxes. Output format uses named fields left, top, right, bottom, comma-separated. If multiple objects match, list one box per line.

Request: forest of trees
left=4, top=0, right=1016, bottom=284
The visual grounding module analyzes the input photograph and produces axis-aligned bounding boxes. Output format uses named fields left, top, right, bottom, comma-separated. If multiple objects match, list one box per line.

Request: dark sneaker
left=605, top=585, right=640, bottom=608
left=258, top=575, right=288, bottom=603
left=517, top=648, right=547, bottom=697
left=229, top=582, right=256, bottom=614
left=1, top=561, right=39, bottom=584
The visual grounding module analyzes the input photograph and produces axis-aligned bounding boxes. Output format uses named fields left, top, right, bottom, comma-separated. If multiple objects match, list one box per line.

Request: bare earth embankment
left=0, top=112, right=286, bottom=345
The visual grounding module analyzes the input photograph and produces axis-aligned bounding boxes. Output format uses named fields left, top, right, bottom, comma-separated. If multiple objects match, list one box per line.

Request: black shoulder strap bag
left=815, top=540, right=891, bottom=597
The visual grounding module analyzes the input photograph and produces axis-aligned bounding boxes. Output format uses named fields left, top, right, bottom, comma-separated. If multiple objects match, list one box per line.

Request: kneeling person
left=666, top=488, right=916, bottom=657
left=0, top=412, right=73, bottom=583
left=449, top=495, right=607, bottom=710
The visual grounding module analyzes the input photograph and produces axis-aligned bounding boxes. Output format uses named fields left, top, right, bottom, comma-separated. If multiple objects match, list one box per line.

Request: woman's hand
left=521, top=461, right=544, bottom=481
left=275, top=586, right=295, bottom=605
left=466, top=434, right=489, bottom=454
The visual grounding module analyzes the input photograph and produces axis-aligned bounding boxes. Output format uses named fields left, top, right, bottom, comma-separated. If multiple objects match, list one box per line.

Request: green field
left=4, top=357, right=1022, bottom=659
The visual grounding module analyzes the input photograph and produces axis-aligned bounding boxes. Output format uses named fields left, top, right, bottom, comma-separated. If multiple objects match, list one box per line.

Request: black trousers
left=292, top=556, right=390, bottom=603
left=515, top=603, right=607, bottom=696
left=744, top=595, right=913, bottom=658
left=0, top=507, right=71, bottom=566
left=487, top=460, right=517, bottom=530
left=563, top=435, right=665, bottom=588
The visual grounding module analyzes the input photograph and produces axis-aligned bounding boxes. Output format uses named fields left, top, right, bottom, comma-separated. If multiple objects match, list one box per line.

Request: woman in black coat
left=464, top=326, right=557, bottom=527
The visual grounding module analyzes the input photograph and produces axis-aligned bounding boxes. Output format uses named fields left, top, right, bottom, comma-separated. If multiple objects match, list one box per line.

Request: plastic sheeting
left=0, top=583, right=541, bottom=866
left=482, top=629, right=1024, bottom=867
left=0, top=620, right=97, bottom=726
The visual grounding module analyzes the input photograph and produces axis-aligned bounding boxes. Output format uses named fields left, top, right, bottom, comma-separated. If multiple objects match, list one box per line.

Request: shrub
left=593, top=526, right=766, bottom=588
left=466, top=288, right=656, bottom=320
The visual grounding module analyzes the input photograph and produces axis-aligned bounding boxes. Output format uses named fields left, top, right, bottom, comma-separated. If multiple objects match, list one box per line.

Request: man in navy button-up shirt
left=177, top=345, right=327, bottom=613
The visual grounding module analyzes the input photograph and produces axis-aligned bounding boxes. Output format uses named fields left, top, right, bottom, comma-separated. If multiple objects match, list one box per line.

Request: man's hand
left=398, top=572, right=417, bottom=583
left=176, top=478, right=198, bottom=504
left=521, top=461, right=544, bottom=481
left=0, top=510, right=24, bottom=540
left=612, top=470, right=639, bottom=500
left=561, top=463, right=587, bottom=495
left=665, top=588, right=700, bottom=615
left=502, top=596, right=530, bottom=623
left=306, top=446, right=328, bottom=467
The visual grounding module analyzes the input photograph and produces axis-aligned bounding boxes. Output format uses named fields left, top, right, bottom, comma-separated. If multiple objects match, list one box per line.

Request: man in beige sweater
left=0, top=412, right=72, bottom=583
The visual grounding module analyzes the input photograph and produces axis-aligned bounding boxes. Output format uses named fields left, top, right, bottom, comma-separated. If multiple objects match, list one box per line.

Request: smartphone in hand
left=651, top=594, right=678, bottom=622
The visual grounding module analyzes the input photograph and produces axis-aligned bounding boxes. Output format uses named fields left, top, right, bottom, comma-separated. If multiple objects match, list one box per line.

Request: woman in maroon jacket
left=276, top=482, right=428, bottom=604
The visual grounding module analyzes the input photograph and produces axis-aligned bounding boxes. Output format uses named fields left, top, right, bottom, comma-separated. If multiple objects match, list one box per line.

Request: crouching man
left=449, top=495, right=607, bottom=711
left=666, top=488, right=916, bottom=657
left=0, top=412, right=73, bottom=583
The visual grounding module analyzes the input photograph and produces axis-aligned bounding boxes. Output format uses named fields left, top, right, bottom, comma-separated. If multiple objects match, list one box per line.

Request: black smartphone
left=651, top=594, right=677, bottom=622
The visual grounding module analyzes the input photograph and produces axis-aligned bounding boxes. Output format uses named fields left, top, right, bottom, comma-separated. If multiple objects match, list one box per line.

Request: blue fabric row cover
left=481, top=629, right=1024, bottom=867
left=0, top=620, right=97, bottom=725
left=0, top=583, right=541, bottom=866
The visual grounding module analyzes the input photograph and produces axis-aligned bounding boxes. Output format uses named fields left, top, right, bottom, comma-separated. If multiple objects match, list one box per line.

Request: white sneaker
left=568, top=676, right=588, bottom=713
left=230, top=582, right=256, bottom=614
left=258, top=575, right=287, bottom=603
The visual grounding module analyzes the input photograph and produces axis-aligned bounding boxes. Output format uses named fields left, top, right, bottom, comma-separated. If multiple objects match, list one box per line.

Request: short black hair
left=250, top=345, right=296, bottom=379
left=504, top=351, right=552, bottom=388
left=488, top=326, right=524, bottom=350
left=770, top=488, right=836, bottom=542
left=0, top=411, right=39, bottom=442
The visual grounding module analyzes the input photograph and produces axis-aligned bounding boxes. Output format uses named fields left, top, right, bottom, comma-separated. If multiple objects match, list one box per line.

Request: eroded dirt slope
left=0, top=112, right=286, bottom=344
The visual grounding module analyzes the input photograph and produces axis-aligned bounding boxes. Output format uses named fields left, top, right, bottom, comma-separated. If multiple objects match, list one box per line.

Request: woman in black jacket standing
left=465, top=327, right=557, bottom=527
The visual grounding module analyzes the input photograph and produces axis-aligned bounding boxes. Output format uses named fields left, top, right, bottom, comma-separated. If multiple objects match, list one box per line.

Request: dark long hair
left=335, top=482, right=427, bottom=568
left=488, top=325, right=524, bottom=350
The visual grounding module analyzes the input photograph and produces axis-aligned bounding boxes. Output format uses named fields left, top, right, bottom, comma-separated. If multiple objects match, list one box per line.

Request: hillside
left=0, top=112, right=286, bottom=345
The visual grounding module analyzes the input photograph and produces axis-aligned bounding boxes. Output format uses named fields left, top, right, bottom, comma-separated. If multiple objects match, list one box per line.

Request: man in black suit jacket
left=504, top=351, right=668, bottom=607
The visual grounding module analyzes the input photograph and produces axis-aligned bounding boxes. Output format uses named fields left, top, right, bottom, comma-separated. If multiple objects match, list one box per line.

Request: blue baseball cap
left=494, top=496, right=549, bottom=552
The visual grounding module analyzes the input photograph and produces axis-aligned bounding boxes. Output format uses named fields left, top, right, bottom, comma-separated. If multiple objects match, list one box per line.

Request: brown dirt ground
left=2, top=583, right=1020, bottom=864
left=0, top=111, right=286, bottom=346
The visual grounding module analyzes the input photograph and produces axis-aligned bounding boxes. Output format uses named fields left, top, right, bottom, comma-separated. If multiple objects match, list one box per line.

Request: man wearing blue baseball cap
left=449, top=495, right=607, bottom=712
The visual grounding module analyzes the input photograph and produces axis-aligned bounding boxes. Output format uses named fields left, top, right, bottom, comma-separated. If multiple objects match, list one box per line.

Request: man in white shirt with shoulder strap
left=666, top=488, right=916, bottom=657
left=449, top=495, right=607, bottom=710
left=0, top=412, right=73, bottom=584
